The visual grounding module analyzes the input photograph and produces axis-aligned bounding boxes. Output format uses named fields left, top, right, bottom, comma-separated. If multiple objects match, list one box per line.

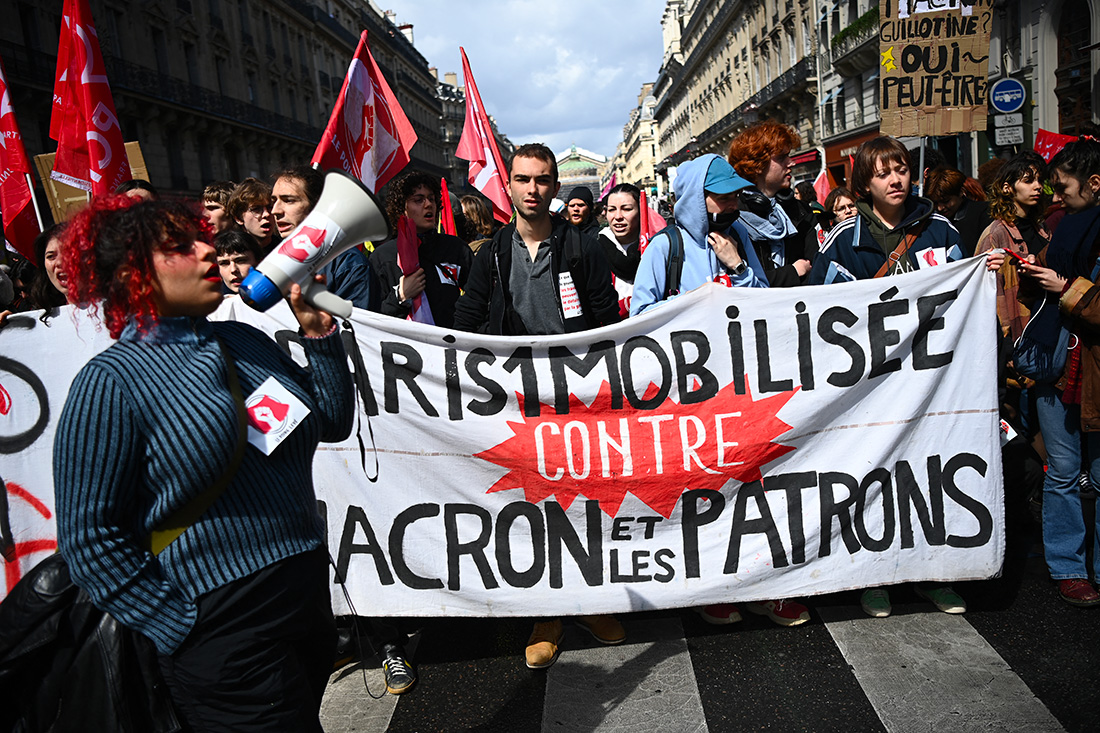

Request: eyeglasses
left=246, top=204, right=271, bottom=217
left=833, top=204, right=857, bottom=215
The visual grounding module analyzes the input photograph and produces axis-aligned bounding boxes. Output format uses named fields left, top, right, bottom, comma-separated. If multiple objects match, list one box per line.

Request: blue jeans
left=1034, top=383, right=1100, bottom=580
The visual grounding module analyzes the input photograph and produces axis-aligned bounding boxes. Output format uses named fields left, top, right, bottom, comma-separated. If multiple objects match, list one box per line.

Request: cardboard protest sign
left=879, top=0, right=994, bottom=137
left=1, top=260, right=1003, bottom=615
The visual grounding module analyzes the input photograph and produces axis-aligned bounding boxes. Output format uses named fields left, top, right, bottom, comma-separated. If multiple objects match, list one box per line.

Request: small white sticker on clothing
left=245, top=376, right=311, bottom=456
left=558, top=272, right=583, bottom=319
left=917, top=247, right=948, bottom=269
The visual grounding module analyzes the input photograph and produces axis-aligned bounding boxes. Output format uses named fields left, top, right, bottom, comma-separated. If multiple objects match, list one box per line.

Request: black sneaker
left=382, top=651, right=416, bottom=694
left=1079, top=472, right=1097, bottom=498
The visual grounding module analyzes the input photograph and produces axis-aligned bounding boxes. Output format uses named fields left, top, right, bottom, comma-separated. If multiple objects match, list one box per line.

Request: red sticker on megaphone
left=278, top=225, right=330, bottom=263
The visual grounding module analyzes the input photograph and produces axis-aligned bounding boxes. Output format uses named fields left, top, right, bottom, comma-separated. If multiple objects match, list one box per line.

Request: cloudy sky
left=389, top=0, right=667, bottom=159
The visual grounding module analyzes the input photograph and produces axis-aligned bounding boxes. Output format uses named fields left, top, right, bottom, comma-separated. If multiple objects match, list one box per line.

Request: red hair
left=62, top=195, right=211, bottom=339
left=727, top=120, right=801, bottom=182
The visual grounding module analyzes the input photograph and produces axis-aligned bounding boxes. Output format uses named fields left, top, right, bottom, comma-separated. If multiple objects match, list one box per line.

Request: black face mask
left=708, top=210, right=740, bottom=231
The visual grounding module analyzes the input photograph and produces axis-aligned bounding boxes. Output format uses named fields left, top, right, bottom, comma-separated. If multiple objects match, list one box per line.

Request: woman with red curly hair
left=54, top=196, right=353, bottom=730
left=727, top=120, right=818, bottom=287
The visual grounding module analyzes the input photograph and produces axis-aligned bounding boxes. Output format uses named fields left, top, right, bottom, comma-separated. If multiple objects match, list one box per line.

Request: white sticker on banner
left=917, top=247, right=948, bottom=269
left=245, top=376, right=310, bottom=455
left=558, top=272, right=583, bottom=318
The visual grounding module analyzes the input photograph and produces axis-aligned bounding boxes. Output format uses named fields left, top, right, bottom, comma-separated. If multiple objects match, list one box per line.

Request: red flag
left=0, top=56, right=41, bottom=262
left=312, top=30, right=417, bottom=191
left=395, top=215, right=433, bottom=325
left=439, top=178, right=456, bottom=236
left=1034, top=128, right=1079, bottom=163
left=812, top=168, right=835, bottom=204
left=50, top=0, right=130, bottom=195
left=637, top=190, right=667, bottom=255
left=456, top=48, right=511, bottom=224
left=600, top=173, right=617, bottom=199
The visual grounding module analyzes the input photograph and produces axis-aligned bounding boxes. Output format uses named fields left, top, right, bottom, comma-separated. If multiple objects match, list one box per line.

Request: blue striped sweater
left=53, top=316, right=353, bottom=655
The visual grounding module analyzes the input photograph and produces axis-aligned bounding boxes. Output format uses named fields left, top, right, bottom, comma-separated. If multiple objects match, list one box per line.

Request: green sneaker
left=860, top=588, right=892, bottom=618
left=916, top=584, right=966, bottom=614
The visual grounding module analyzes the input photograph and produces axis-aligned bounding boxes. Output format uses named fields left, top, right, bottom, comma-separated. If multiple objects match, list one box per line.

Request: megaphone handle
left=300, top=278, right=354, bottom=319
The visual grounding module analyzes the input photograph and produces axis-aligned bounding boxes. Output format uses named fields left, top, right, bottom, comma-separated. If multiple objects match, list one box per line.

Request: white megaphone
left=239, top=169, right=390, bottom=318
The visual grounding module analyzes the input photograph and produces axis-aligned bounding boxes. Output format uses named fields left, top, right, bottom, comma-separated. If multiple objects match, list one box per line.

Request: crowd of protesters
left=2, top=119, right=1099, bottom=729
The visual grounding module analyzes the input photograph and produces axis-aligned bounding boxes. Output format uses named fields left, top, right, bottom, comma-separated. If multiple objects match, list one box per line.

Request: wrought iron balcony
left=830, top=8, right=878, bottom=78
left=752, top=56, right=813, bottom=108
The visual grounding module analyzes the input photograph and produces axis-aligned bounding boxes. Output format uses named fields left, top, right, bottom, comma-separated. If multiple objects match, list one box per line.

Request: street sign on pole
left=994, top=113, right=1023, bottom=127
left=990, top=79, right=1027, bottom=114
left=994, top=126, right=1025, bottom=146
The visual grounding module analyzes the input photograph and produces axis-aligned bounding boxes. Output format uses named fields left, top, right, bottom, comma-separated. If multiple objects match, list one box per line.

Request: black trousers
left=157, top=548, right=336, bottom=733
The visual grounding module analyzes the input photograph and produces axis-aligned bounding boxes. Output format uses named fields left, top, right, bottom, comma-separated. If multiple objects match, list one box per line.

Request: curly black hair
left=384, top=171, right=440, bottom=228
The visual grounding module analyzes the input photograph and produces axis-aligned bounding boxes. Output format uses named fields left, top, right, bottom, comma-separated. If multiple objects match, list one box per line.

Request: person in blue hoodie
left=809, top=136, right=962, bottom=286
left=631, top=154, right=768, bottom=315
left=629, top=154, right=812, bottom=628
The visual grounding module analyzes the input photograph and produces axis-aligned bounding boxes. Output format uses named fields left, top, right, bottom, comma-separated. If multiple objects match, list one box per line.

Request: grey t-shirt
left=509, top=228, right=564, bottom=335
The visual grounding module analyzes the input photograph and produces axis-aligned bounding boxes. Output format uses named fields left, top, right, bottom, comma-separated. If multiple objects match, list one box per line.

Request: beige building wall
left=651, top=0, right=820, bottom=191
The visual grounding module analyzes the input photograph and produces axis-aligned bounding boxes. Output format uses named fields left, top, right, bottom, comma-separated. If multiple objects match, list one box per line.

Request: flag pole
left=25, top=174, right=44, bottom=230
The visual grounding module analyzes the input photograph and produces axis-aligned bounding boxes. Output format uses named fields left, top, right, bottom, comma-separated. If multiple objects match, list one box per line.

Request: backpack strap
left=873, top=219, right=929, bottom=278
left=662, top=225, right=684, bottom=299
left=566, top=226, right=583, bottom=273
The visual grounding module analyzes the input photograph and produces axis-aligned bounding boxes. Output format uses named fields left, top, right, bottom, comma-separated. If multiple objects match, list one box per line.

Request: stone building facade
left=645, top=0, right=1100, bottom=194
left=653, top=0, right=819, bottom=194
left=621, top=83, right=661, bottom=197
left=2, top=0, right=455, bottom=207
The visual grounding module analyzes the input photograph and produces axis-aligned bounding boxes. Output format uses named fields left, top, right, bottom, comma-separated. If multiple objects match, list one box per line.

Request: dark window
left=215, top=56, right=228, bottom=95
left=238, top=0, right=251, bottom=35
left=184, top=43, right=200, bottom=85
left=18, top=3, right=39, bottom=51
left=152, top=29, right=170, bottom=75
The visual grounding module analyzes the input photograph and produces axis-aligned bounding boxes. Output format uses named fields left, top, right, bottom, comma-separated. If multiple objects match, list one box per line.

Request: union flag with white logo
left=312, top=30, right=416, bottom=192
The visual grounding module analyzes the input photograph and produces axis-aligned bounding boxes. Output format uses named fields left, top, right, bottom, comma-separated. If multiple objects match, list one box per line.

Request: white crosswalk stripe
left=320, top=607, right=1069, bottom=732
left=818, top=605, right=1065, bottom=733
left=541, top=617, right=707, bottom=732
left=321, top=665, right=398, bottom=733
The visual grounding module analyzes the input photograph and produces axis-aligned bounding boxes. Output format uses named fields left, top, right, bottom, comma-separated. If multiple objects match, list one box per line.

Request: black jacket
left=370, top=231, right=474, bottom=329
left=452, top=218, right=621, bottom=335
left=950, top=198, right=994, bottom=258
left=0, top=553, right=181, bottom=732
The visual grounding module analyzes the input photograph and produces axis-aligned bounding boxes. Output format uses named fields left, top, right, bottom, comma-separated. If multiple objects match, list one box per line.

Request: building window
left=305, top=96, right=315, bottom=126
left=184, top=43, right=199, bottom=85
left=247, top=72, right=256, bottom=104
left=106, top=10, right=124, bottom=57
left=215, top=56, right=228, bottom=95
left=238, top=0, right=251, bottom=35
left=151, top=28, right=170, bottom=75
left=271, top=82, right=281, bottom=114
left=19, top=3, right=39, bottom=50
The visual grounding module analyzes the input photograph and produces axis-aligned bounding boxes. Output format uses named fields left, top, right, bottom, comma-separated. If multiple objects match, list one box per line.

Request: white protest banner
left=1, top=258, right=1003, bottom=615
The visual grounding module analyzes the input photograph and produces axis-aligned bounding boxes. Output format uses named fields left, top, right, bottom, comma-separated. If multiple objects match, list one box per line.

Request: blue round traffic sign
left=990, top=78, right=1026, bottom=114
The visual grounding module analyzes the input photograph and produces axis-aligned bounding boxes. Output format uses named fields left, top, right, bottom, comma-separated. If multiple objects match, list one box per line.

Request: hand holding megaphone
left=239, top=169, right=390, bottom=318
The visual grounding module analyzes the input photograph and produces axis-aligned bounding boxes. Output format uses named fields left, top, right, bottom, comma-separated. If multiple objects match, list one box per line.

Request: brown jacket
left=976, top=219, right=1051, bottom=342
left=1060, top=276, right=1100, bottom=430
